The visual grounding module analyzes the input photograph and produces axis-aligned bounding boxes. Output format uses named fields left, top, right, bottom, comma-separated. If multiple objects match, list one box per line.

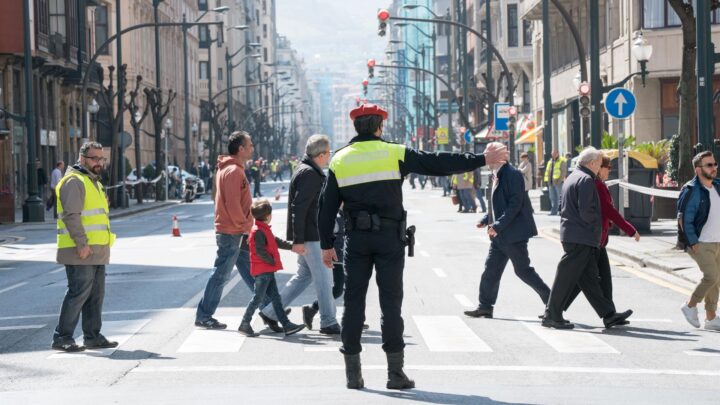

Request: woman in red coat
left=564, top=155, right=640, bottom=311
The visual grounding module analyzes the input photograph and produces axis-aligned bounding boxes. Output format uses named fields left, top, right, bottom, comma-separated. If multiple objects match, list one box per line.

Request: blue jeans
left=475, top=187, right=487, bottom=212
left=549, top=183, right=562, bottom=215
left=479, top=239, right=550, bottom=309
left=242, top=273, right=289, bottom=326
left=261, top=241, right=338, bottom=328
left=53, top=265, right=106, bottom=344
left=196, top=233, right=256, bottom=322
left=458, top=189, right=476, bottom=212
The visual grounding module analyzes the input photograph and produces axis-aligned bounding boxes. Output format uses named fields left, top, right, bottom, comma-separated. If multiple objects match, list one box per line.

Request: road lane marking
left=131, top=364, right=720, bottom=376
left=413, top=316, right=492, bottom=352
left=178, top=317, right=246, bottom=353
left=0, top=282, right=27, bottom=295
left=454, top=294, right=475, bottom=308
left=517, top=317, right=619, bottom=354
left=0, top=324, right=45, bottom=331
left=182, top=273, right=242, bottom=308
left=629, top=318, right=673, bottom=323
left=49, top=267, right=64, bottom=274
left=48, top=318, right=150, bottom=359
left=432, top=268, right=447, bottom=278
left=0, top=308, right=194, bottom=321
left=419, top=250, right=430, bottom=258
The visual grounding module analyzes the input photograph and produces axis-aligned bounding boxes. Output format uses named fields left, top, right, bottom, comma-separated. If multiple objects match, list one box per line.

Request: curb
left=545, top=227, right=699, bottom=286
left=109, top=201, right=179, bottom=220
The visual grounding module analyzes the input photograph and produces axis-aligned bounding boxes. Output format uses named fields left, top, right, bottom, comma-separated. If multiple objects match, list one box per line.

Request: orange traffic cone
left=172, top=215, right=181, bottom=237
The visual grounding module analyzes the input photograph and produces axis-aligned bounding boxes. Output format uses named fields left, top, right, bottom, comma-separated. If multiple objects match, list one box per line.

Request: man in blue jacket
left=680, top=150, right=720, bottom=331
left=465, top=143, right=550, bottom=319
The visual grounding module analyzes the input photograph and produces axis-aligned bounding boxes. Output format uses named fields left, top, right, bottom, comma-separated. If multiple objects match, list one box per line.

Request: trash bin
left=538, top=163, right=551, bottom=211
left=603, top=149, right=658, bottom=232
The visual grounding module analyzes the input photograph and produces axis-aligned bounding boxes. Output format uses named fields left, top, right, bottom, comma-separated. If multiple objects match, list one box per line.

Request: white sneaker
left=681, top=303, right=701, bottom=328
left=704, top=317, right=720, bottom=331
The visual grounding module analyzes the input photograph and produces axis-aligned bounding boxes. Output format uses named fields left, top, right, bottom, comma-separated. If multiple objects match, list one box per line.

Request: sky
left=275, top=0, right=391, bottom=78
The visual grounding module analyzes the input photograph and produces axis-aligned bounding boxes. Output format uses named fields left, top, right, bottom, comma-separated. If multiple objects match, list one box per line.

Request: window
left=263, top=0, right=267, bottom=14
left=256, top=10, right=260, bottom=26
left=263, top=24, right=267, bottom=39
left=199, top=25, right=209, bottom=48
left=36, top=0, right=50, bottom=37
left=49, top=0, right=66, bottom=37
left=641, top=0, right=701, bottom=28
left=263, top=47, right=268, bottom=62
left=95, top=5, right=109, bottom=54
left=218, top=67, right=223, bottom=81
left=198, top=0, right=208, bottom=11
left=199, top=61, right=209, bottom=80
left=507, top=4, right=518, bottom=48
left=523, top=19, right=532, bottom=46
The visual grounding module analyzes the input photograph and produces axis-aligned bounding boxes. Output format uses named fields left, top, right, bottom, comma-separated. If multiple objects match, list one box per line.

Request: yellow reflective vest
left=544, top=157, right=566, bottom=183
left=56, top=172, right=115, bottom=249
left=329, top=140, right=406, bottom=188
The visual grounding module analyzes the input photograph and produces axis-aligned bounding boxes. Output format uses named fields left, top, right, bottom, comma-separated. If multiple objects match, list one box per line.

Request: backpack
left=676, top=182, right=693, bottom=250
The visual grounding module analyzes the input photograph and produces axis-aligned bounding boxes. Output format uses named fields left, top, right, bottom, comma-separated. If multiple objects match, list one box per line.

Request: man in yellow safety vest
left=544, top=150, right=567, bottom=215
left=52, top=141, right=117, bottom=352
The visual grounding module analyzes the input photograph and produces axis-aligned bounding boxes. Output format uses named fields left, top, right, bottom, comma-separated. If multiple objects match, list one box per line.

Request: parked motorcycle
left=183, top=176, right=199, bottom=202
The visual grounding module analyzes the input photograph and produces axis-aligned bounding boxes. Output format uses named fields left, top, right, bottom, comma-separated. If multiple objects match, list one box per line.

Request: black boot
left=386, top=351, right=415, bottom=390
left=343, top=354, right=364, bottom=389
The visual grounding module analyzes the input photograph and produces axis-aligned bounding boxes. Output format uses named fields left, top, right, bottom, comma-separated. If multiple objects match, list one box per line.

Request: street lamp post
left=21, top=0, right=42, bottom=222
left=164, top=118, right=172, bottom=199
left=226, top=46, right=262, bottom=131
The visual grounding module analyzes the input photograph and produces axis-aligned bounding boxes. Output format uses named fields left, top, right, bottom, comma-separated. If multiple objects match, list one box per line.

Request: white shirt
left=699, top=185, right=720, bottom=243
left=50, top=168, right=63, bottom=189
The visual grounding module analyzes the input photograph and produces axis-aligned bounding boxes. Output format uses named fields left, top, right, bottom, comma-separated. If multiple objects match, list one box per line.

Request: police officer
left=318, top=104, right=506, bottom=389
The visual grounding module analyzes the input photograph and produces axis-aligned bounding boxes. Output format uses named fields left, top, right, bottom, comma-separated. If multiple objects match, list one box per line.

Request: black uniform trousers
left=563, top=247, right=613, bottom=311
left=546, top=243, right=616, bottom=321
left=340, top=226, right=405, bottom=356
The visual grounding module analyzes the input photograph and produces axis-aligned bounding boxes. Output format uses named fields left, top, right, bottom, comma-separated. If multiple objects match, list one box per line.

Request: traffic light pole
left=590, top=0, right=602, bottom=149
left=697, top=0, right=719, bottom=154
left=542, top=0, right=553, bottom=164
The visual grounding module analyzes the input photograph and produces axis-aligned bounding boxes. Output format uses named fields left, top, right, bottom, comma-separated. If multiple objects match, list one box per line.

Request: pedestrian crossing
left=2, top=308, right=711, bottom=360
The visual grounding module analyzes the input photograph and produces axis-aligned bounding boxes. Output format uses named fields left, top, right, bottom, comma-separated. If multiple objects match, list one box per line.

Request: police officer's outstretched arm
left=400, top=142, right=507, bottom=177
left=319, top=170, right=342, bottom=268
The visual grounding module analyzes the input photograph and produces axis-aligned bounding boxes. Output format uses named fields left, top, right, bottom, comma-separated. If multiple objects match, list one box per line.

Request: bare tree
left=97, top=64, right=129, bottom=207
left=668, top=0, right=720, bottom=183
left=144, top=87, right=176, bottom=200
left=204, top=101, right=228, bottom=165
left=127, top=75, right=150, bottom=203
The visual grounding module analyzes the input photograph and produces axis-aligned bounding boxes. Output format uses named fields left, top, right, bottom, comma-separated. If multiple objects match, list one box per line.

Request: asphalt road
left=1, top=180, right=719, bottom=404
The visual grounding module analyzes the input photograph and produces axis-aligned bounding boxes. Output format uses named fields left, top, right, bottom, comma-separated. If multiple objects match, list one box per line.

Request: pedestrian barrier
left=104, top=172, right=166, bottom=190
left=171, top=215, right=181, bottom=237
left=605, top=179, right=680, bottom=199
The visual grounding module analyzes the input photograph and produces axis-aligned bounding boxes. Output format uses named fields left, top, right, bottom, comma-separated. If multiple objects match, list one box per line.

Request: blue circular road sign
left=605, top=88, right=636, bottom=120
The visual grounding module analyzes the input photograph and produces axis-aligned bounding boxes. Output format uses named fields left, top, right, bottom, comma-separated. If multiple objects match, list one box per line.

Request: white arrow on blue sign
left=464, top=129, right=473, bottom=143
left=604, top=88, right=636, bottom=120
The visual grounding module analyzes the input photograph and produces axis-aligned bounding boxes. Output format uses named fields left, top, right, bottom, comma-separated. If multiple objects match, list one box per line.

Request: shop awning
left=516, top=125, right=542, bottom=144
left=474, top=124, right=494, bottom=139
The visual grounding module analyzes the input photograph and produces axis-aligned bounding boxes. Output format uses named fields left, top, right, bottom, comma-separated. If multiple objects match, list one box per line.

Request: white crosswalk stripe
left=48, top=319, right=150, bottom=359
left=413, top=315, right=492, bottom=352
left=178, top=317, right=246, bottom=353
left=517, top=317, right=620, bottom=354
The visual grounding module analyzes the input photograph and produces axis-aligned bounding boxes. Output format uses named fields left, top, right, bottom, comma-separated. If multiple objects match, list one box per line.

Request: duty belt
left=345, top=210, right=400, bottom=231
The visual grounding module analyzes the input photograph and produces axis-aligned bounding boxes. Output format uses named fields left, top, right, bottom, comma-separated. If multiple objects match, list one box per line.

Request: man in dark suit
left=465, top=143, right=550, bottom=319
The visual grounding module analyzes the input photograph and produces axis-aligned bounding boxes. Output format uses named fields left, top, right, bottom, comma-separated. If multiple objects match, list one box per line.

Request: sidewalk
left=2, top=199, right=178, bottom=233
left=527, top=190, right=701, bottom=286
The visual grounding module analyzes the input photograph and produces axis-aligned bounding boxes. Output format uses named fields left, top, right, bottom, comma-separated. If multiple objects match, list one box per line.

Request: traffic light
left=367, top=59, right=375, bottom=79
left=356, top=97, right=361, bottom=107
left=578, top=82, right=591, bottom=118
left=378, top=9, right=390, bottom=37
left=362, top=79, right=369, bottom=96
left=508, top=106, right=518, bottom=140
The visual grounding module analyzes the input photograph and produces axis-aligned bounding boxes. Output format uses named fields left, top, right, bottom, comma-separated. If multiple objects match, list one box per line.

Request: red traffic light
left=578, top=82, right=591, bottom=96
left=367, top=59, right=376, bottom=68
left=378, top=9, right=390, bottom=22
left=508, top=106, right=517, bottom=116
left=362, top=79, right=369, bottom=86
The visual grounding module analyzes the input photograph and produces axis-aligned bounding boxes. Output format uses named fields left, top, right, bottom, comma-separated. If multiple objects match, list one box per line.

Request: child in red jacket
left=238, top=199, right=305, bottom=337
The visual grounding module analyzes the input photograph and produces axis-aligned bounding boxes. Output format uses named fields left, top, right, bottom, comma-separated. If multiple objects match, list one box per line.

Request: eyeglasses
left=701, top=163, right=719, bottom=168
left=83, top=155, right=107, bottom=163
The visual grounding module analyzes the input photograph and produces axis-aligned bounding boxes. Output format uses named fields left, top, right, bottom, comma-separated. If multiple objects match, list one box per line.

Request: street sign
left=604, top=88, right=636, bottom=120
left=494, top=103, right=511, bottom=131
left=464, top=129, right=473, bottom=144
left=436, top=127, right=449, bottom=145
